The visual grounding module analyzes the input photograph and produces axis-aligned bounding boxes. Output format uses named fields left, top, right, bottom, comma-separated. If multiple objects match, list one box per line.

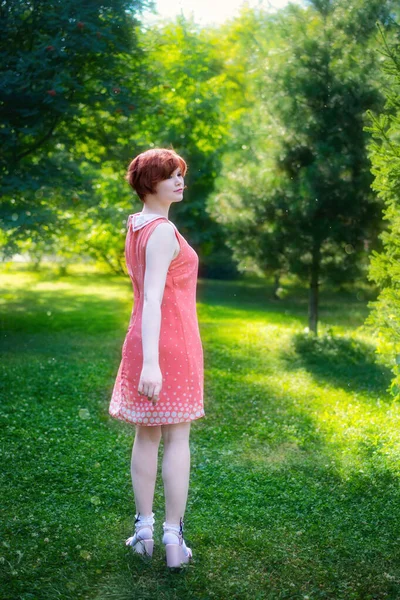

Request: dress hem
left=108, top=409, right=205, bottom=427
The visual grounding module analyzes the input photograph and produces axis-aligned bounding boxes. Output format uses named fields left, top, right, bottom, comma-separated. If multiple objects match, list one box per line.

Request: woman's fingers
left=138, top=365, right=163, bottom=401
left=138, top=383, right=156, bottom=400
left=138, top=382, right=149, bottom=396
left=149, top=384, right=161, bottom=404
left=138, top=378, right=162, bottom=403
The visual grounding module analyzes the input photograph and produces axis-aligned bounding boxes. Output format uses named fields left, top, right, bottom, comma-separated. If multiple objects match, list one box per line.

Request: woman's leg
left=131, top=425, right=162, bottom=515
left=161, top=422, right=191, bottom=523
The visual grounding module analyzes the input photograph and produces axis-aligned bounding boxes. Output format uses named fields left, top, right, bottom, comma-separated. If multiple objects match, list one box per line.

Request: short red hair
left=126, top=148, right=188, bottom=202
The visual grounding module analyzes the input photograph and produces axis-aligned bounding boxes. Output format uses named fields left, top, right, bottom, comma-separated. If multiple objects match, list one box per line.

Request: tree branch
left=15, top=116, right=61, bottom=164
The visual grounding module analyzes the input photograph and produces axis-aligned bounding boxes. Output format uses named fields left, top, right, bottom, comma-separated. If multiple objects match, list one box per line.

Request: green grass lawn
left=1, top=264, right=400, bottom=600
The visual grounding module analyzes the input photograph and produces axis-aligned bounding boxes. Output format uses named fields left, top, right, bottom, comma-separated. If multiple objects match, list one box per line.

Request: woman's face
left=155, top=166, right=184, bottom=203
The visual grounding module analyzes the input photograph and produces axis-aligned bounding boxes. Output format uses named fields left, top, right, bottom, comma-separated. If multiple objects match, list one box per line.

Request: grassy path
left=1, top=266, right=400, bottom=600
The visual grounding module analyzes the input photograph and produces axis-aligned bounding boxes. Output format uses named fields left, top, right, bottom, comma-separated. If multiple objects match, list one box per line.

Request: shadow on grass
left=281, top=331, right=393, bottom=400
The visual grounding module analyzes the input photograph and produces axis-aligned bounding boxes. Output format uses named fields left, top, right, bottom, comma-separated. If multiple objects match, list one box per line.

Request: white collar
left=129, top=212, right=176, bottom=231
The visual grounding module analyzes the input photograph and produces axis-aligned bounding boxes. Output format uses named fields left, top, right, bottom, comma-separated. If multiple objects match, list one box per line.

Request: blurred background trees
left=0, top=0, right=150, bottom=261
left=207, top=0, right=397, bottom=333
left=2, top=0, right=400, bottom=360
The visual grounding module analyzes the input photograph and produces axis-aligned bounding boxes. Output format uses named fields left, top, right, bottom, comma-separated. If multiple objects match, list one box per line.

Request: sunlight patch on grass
left=1, top=272, right=130, bottom=300
left=236, top=364, right=400, bottom=478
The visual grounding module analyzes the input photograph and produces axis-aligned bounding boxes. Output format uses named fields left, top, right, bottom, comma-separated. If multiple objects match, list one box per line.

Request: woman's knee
left=135, top=424, right=162, bottom=445
left=161, top=422, right=191, bottom=445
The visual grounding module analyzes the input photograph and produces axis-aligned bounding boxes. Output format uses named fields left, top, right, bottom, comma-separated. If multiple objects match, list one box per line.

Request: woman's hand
left=138, top=362, right=163, bottom=405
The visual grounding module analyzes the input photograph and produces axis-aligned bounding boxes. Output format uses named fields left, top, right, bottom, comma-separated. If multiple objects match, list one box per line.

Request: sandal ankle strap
left=134, top=512, right=155, bottom=533
left=163, top=517, right=184, bottom=535
left=163, top=518, right=187, bottom=545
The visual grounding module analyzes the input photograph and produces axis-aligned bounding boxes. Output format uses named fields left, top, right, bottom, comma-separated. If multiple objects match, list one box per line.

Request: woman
left=109, top=147, right=205, bottom=568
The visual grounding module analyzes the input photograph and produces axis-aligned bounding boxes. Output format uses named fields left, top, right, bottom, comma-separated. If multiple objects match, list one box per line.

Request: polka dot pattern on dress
left=108, top=213, right=205, bottom=426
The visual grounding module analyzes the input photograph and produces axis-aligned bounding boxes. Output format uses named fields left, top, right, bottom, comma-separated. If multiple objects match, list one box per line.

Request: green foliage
left=293, top=329, right=377, bottom=366
left=1, top=6, right=239, bottom=277
left=0, top=0, right=148, bottom=246
left=3, top=0, right=399, bottom=284
left=124, top=16, right=240, bottom=278
left=207, top=0, right=396, bottom=331
left=365, top=21, right=400, bottom=400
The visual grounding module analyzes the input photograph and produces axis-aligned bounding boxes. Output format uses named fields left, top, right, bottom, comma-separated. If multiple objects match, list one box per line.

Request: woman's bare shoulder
left=146, top=221, right=179, bottom=258
left=148, top=220, right=176, bottom=236
left=146, top=221, right=176, bottom=247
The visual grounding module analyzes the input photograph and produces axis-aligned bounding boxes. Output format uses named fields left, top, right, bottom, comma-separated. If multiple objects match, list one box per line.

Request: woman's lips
left=174, top=189, right=183, bottom=193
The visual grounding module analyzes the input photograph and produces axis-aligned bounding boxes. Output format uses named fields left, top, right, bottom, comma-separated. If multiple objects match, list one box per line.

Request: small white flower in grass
left=78, top=408, right=90, bottom=420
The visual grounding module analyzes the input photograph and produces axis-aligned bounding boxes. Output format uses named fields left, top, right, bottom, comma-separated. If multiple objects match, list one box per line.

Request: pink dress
left=108, top=212, right=205, bottom=426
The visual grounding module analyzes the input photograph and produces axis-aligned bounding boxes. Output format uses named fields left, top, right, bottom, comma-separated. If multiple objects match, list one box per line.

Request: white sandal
left=162, top=518, right=192, bottom=568
left=125, top=513, right=154, bottom=557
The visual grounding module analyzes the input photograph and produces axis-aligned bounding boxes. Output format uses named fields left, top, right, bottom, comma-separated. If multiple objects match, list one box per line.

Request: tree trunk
left=32, top=255, right=42, bottom=271
left=272, top=271, right=281, bottom=300
left=99, top=251, right=122, bottom=275
left=308, top=241, right=321, bottom=334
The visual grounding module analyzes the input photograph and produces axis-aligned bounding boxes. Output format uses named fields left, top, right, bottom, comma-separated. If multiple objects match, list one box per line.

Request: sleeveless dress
left=108, top=212, right=205, bottom=426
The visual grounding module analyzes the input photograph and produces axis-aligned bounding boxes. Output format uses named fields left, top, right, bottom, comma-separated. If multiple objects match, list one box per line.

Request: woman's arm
left=138, top=222, right=178, bottom=403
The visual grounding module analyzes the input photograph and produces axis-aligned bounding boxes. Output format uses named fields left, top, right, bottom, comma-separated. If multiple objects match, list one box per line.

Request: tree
left=365, top=20, right=400, bottom=401
left=207, top=0, right=396, bottom=332
left=87, top=15, right=241, bottom=278
left=1, top=8, right=243, bottom=277
left=0, top=0, right=149, bottom=255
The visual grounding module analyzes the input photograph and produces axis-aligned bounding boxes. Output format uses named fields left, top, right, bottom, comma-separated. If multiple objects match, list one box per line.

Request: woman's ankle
left=134, top=512, right=155, bottom=535
left=162, top=518, right=184, bottom=545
